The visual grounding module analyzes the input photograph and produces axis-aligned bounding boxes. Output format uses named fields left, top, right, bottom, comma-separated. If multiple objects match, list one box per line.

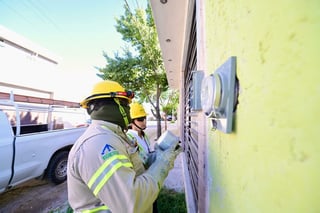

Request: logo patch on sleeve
left=101, top=144, right=119, bottom=160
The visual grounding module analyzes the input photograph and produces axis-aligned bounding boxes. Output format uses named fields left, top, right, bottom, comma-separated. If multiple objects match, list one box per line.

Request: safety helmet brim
left=80, top=80, right=134, bottom=109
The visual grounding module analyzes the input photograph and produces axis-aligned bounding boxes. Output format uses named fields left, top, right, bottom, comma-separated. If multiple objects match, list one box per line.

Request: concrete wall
left=204, top=0, right=320, bottom=212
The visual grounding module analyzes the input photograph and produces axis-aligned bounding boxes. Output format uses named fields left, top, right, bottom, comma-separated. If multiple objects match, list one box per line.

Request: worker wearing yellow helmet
left=67, top=80, right=182, bottom=213
left=127, top=102, right=156, bottom=168
left=79, top=80, right=134, bottom=129
left=126, top=102, right=158, bottom=212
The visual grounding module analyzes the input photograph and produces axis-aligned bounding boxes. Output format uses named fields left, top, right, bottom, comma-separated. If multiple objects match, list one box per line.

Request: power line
left=25, top=0, right=62, bottom=32
left=0, top=0, right=34, bottom=26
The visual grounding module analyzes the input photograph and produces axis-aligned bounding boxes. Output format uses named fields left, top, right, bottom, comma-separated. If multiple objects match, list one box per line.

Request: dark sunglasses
left=136, top=117, right=146, bottom=122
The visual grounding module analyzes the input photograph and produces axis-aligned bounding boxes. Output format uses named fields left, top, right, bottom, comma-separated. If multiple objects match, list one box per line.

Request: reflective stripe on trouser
left=81, top=205, right=111, bottom=213
left=87, top=154, right=133, bottom=196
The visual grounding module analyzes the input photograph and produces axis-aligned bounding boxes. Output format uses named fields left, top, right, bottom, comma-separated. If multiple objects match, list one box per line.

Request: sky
left=0, top=0, right=146, bottom=102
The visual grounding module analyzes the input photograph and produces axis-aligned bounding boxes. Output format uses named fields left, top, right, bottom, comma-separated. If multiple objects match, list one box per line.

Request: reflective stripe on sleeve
left=81, top=205, right=111, bottom=213
left=88, top=154, right=133, bottom=196
left=126, top=133, right=134, bottom=140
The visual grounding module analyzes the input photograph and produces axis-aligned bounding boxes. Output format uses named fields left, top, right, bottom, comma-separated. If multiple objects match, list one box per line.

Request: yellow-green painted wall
left=205, top=0, right=320, bottom=212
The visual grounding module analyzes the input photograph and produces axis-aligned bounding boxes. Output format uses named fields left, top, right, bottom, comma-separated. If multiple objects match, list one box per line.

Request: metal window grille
left=183, top=6, right=200, bottom=212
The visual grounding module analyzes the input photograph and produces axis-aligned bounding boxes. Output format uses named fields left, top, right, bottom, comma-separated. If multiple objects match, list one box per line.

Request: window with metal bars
left=182, top=5, right=199, bottom=212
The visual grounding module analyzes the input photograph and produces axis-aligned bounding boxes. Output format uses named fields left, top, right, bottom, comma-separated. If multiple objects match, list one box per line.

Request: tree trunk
left=156, top=84, right=162, bottom=139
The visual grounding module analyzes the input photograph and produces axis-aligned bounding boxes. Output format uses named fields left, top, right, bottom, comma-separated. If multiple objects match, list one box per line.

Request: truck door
left=0, top=110, right=15, bottom=193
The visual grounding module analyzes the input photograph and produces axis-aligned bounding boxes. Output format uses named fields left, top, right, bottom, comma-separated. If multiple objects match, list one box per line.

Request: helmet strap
left=114, top=98, right=129, bottom=128
left=132, top=120, right=146, bottom=131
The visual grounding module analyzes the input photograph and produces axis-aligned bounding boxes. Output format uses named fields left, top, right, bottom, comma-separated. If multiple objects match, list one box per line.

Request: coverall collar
left=91, top=119, right=133, bottom=146
left=92, top=119, right=123, bottom=133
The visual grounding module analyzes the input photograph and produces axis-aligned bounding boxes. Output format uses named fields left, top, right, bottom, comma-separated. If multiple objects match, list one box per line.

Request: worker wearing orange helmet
left=67, top=80, right=182, bottom=213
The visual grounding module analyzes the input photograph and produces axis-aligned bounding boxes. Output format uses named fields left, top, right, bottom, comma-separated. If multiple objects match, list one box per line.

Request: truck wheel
left=46, top=151, right=69, bottom=184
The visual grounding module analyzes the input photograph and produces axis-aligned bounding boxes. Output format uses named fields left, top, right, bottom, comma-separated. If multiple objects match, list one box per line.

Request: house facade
left=0, top=25, right=59, bottom=96
left=150, top=0, right=320, bottom=212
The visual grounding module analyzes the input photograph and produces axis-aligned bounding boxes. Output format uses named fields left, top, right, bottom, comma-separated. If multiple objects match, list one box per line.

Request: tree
left=160, top=89, right=179, bottom=131
left=161, top=89, right=179, bottom=119
left=98, top=2, right=168, bottom=138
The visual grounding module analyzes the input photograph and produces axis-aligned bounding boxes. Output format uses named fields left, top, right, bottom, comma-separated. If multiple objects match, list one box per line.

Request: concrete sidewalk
left=163, top=152, right=184, bottom=193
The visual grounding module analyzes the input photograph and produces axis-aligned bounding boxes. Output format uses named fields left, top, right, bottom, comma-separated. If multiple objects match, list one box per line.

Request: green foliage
left=98, top=3, right=168, bottom=100
left=98, top=2, right=170, bottom=136
left=157, top=188, right=187, bottom=213
left=161, top=89, right=179, bottom=116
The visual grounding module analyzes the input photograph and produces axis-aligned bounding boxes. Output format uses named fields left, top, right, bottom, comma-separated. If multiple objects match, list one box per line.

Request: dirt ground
left=0, top=121, right=182, bottom=213
left=0, top=179, right=68, bottom=213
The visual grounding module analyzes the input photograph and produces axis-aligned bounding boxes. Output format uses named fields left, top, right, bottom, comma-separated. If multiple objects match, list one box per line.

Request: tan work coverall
left=67, top=120, right=159, bottom=213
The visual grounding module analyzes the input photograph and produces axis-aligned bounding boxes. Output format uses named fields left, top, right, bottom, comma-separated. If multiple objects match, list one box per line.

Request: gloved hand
left=145, top=151, right=157, bottom=168
left=145, top=142, right=183, bottom=189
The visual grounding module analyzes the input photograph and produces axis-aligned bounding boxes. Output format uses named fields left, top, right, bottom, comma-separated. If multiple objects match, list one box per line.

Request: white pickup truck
left=0, top=92, right=88, bottom=193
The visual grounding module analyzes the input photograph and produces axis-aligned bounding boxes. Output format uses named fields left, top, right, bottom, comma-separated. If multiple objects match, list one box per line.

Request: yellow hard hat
left=80, top=80, right=134, bottom=108
left=130, top=102, right=147, bottom=119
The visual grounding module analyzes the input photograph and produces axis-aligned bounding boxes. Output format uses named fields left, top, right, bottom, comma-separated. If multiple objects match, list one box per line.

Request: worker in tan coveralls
left=67, top=80, right=182, bottom=213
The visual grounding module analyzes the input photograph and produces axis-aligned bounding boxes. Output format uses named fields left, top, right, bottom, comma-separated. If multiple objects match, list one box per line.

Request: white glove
left=145, top=142, right=182, bottom=188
